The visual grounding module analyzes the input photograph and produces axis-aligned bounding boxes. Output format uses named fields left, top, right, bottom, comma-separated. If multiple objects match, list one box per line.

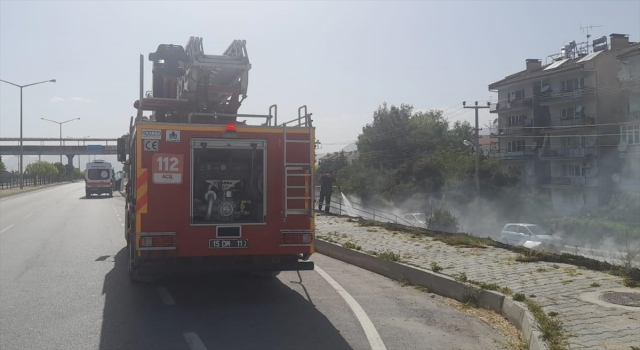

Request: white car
left=402, top=213, right=428, bottom=228
left=499, top=223, right=565, bottom=252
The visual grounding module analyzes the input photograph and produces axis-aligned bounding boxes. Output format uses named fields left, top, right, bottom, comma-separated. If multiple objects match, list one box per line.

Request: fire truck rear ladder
left=282, top=106, right=314, bottom=220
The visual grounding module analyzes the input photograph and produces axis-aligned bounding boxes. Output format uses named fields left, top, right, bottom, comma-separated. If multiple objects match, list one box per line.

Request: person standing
left=318, top=170, right=340, bottom=213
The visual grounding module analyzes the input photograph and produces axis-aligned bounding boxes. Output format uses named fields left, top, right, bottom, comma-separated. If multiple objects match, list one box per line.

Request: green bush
left=427, top=209, right=460, bottom=232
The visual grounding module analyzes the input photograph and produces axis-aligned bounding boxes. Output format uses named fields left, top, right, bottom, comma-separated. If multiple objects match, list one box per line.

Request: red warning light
left=226, top=124, right=237, bottom=131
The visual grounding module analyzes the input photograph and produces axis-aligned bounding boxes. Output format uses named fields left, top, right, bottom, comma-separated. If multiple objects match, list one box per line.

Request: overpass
left=0, top=137, right=119, bottom=170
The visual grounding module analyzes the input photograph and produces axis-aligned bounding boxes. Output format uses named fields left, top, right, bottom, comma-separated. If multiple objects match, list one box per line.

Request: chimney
left=610, top=33, right=629, bottom=50
left=526, top=59, right=541, bottom=72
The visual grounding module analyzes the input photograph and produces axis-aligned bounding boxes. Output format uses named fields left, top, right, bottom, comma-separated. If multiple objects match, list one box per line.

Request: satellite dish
left=586, top=136, right=596, bottom=147
left=588, top=167, right=599, bottom=177
left=530, top=141, right=538, bottom=149
left=612, top=173, right=621, bottom=182
left=541, top=85, right=550, bottom=93
left=493, top=118, right=498, bottom=125
left=575, top=105, right=583, bottom=114
left=618, top=140, right=628, bottom=152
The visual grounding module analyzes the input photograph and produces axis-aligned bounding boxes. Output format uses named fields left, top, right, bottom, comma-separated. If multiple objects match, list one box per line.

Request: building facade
left=489, top=34, right=639, bottom=215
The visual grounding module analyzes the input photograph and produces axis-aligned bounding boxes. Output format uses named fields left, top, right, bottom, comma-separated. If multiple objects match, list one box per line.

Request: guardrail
left=0, top=175, right=67, bottom=190
left=314, top=188, right=417, bottom=227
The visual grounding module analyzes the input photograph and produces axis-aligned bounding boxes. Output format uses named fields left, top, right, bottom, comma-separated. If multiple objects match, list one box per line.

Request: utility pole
left=463, top=101, right=491, bottom=193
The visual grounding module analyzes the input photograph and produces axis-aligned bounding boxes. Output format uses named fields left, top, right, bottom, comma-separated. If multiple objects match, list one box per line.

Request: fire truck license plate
left=209, top=239, right=249, bottom=249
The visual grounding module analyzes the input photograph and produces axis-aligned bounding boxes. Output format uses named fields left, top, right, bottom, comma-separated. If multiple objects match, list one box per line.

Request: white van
left=85, top=160, right=114, bottom=197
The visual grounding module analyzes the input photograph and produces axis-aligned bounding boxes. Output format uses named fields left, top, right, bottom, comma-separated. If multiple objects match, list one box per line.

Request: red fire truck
left=117, top=37, right=315, bottom=281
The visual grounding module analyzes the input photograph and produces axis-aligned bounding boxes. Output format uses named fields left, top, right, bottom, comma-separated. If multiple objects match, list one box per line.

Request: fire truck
left=117, top=37, right=315, bottom=281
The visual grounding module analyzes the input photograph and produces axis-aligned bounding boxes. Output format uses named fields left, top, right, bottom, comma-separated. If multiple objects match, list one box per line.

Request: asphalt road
left=0, top=183, right=509, bottom=350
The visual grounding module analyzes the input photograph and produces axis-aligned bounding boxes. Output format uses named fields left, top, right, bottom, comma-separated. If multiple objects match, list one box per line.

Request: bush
left=427, top=209, right=460, bottom=233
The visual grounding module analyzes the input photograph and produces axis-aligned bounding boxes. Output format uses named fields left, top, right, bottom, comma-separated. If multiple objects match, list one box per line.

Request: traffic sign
left=87, top=145, right=103, bottom=152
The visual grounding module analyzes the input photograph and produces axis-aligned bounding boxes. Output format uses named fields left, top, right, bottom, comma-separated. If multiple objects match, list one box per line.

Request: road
left=0, top=183, right=509, bottom=350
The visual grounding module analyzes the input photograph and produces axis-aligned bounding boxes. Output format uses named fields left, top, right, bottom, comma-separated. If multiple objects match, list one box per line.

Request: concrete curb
left=315, top=239, right=549, bottom=350
left=0, top=181, right=73, bottom=201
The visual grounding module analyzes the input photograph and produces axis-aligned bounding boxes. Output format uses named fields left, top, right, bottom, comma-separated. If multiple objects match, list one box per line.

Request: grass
left=431, top=262, right=443, bottom=273
left=366, top=250, right=378, bottom=256
left=623, top=277, right=640, bottom=288
left=561, top=280, right=573, bottom=285
left=513, top=293, right=526, bottom=302
left=589, top=282, right=601, bottom=288
left=414, top=286, right=429, bottom=293
left=454, top=272, right=468, bottom=282
left=523, top=298, right=568, bottom=350
left=552, top=264, right=560, bottom=269
left=378, top=251, right=400, bottom=262
left=564, top=268, right=581, bottom=277
left=341, top=241, right=362, bottom=251
left=398, top=277, right=410, bottom=287
left=536, top=267, right=548, bottom=273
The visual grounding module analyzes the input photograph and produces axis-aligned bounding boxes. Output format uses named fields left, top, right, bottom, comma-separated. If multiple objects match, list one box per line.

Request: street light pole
left=41, top=118, right=80, bottom=179
left=0, top=79, right=56, bottom=189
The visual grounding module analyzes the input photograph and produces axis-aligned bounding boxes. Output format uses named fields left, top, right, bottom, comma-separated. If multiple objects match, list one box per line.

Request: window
left=508, top=89, right=525, bottom=102
left=562, top=164, right=585, bottom=177
left=507, top=140, right=525, bottom=152
left=561, top=77, right=584, bottom=91
left=561, top=106, right=583, bottom=119
left=621, top=125, right=640, bottom=145
left=564, top=136, right=585, bottom=148
left=508, top=114, right=526, bottom=126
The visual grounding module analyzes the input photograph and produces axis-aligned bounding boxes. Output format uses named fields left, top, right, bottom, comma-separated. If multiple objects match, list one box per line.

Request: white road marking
left=120, top=223, right=125, bottom=227
left=36, top=207, right=45, bottom=211
left=315, top=265, right=387, bottom=350
left=23, top=213, right=33, bottom=219
left=183, top=332, right=207, bottom=350
left=0, top=224, right=15, bottom=234
left=156, top=287, right=176, bottom=306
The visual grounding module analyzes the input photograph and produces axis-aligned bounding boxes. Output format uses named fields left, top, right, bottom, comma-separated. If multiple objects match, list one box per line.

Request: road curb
left=315, top=239, right=549, bottom=350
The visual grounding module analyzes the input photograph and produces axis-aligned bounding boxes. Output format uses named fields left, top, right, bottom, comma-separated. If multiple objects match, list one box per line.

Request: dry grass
left=441, top=297, right=528, bottom=350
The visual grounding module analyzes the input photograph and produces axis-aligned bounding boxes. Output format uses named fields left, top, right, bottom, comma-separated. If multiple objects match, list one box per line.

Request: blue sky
left=1, top=1, right=639, bottom=171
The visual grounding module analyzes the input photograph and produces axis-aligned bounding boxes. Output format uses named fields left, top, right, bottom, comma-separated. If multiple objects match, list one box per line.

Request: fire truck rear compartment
left=191, top=139, right=265, bottom=225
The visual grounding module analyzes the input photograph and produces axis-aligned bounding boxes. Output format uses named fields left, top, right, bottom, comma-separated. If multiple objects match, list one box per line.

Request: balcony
left=490, top=99, right=533, bottom=114
left=501, top=150, right=535, bottom=160
left=498, top=120, right=532, bottom=135
left=541, top=88, right=593, bottom=106
left=542, top=176, right=598, bottom=188
left=546, top=115, right=596, bottom=129
left=620, top=144, right=640, bottom=158
left=540, top=146, right=597, bottom=160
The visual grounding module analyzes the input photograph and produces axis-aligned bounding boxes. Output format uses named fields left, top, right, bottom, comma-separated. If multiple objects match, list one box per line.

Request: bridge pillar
left=66, top=154, right=75, bottom=180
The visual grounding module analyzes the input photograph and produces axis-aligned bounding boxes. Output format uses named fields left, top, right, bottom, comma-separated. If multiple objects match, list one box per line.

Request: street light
left=41, top=117, right=80, bottom=166
left=0, top=78, right=56, bottom=189
left=77, top=136, right=90, bottom=171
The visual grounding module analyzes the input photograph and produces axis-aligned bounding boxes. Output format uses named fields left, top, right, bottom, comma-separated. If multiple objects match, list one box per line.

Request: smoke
left=320, top=187, right=639, bottom=268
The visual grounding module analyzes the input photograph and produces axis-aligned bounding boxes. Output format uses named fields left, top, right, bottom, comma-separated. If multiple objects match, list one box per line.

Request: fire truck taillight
left=281, top=230, right=314, bottom=245
left=138, top=233, right=176, bottom=250
left=226, top=124, right=236, bottom=131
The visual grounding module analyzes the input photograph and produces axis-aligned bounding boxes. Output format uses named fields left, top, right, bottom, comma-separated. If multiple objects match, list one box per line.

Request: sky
left=1, top=0, right=639, bottom=172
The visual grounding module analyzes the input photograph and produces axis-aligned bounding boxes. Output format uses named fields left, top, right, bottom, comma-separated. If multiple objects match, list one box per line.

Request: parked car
left=499, top=223, right=565, bottom=252
left=402, top=213, right=428, bottom=228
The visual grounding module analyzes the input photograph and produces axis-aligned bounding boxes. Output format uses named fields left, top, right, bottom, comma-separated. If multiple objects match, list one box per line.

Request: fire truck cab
left=117, top=37, right=316, bottom=281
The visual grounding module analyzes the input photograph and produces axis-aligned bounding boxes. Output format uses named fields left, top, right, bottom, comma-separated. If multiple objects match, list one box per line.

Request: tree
left=25, top=161, right=59, bottom=178
left=0, top=156, right=6, bottom=173
left=53, top=162, right=66, bottom=175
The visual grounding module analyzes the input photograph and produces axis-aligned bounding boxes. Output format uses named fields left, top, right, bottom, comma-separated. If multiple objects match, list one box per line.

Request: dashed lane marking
left=23, top=213, right=33, bottom=219
left=0, top=224, right=14, bottom=235
left=156, top=287, right=176, bottom=306
left=183, top=332, right=207, bottom=350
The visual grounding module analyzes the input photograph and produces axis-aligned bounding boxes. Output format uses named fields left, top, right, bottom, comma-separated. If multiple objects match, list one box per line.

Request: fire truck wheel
left=109, top=191, right=113, bottom=198
left=85, top=191, right=90, bottom=198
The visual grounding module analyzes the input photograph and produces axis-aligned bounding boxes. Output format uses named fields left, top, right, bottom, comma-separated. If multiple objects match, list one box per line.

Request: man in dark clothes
left=318, top=170, right=340, bottom=213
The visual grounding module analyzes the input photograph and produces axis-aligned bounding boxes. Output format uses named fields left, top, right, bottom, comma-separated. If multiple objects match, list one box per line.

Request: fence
left=0, top=174, right=68, bottom=190
left=314, top=187, right=417, bottom=227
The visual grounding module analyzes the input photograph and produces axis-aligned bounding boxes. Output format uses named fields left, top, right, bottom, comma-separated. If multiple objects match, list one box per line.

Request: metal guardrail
left=314, top=188, right=418, bottom=227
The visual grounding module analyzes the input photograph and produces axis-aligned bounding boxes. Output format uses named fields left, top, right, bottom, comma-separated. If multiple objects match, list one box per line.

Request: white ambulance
left=85, top=159, right=114, bottom=197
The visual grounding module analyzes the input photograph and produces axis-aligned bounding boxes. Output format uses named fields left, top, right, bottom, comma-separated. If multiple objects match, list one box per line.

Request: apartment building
left=615, top=46, right=640, bottom=195
left=489, top=34, right=639, bottom=215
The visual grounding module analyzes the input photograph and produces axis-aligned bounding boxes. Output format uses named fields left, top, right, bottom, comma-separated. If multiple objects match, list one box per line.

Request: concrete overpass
left=0, top=137, right=119, bottom=170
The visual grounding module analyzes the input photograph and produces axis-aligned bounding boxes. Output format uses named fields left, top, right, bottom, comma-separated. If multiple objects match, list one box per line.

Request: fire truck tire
left=85, top=191, right=90, bottom=198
